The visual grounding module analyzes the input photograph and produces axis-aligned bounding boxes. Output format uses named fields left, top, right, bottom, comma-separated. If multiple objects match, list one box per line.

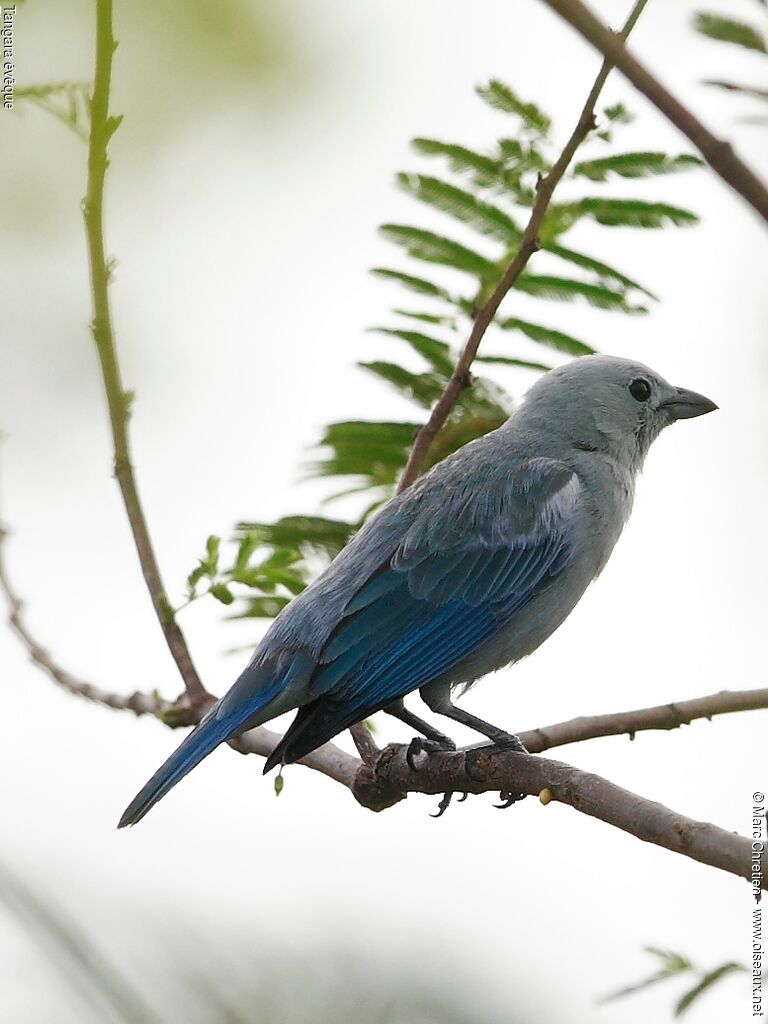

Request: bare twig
left=82, top=0, right=208, bottom=705
left=397, top=0, right=649, bottom=491
left=520, top=688, right=768, bottom=752
left=541, top=0, right=768, bottom=224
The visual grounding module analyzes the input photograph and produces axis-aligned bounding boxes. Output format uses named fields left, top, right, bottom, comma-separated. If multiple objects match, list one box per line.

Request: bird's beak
left=659, top=386, right=719, bottom=420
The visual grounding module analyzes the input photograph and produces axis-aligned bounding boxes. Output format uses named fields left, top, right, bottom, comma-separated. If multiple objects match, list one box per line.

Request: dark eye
left=629, top=378, right=652, bottom=402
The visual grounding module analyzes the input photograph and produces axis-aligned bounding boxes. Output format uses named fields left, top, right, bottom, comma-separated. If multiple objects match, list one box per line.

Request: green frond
left=674, top=963, right=745, bottom=1017
left=476, top=79, right=551, bottom=136
left=233, top=596, right=292, bottom=620
left=15, top=81, right=91, bottom=141
left=499, top=317, right=596, bottom=355
left=515, top=274, right=648, bottom=313
left=370, top=268, right=452, bottom=300
left=368, top=327, right=455, bottom=375
left=397, top=173, right=522, bottom=243
left=545, top=198, right=699, bottom=234
left=602, top=103, right=634, bottom=124
left=572, top=151, right=704, bottom=181
left=379, top=224, right=497, bottom=278
left=543, top=242, right=657, bottom=298
left=694, top=12, right=767, bottom=52
left=411, top=138, right=501, bottom=186
left=393, top=309, right=459, bottom=328
left=357, top=360, right=446, bottom=407
left=235, top=515, right=356, bottom=556
left=703, top=79, right=768, bottom=100
left=475, top=355, right=553, bottom=372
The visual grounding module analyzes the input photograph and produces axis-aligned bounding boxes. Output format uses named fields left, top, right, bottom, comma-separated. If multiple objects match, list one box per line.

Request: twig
left=397, top=0, right=649, bottom=491
left=82, top=0, right=208, bottom=704
left=520, top=688, right=768, bottom=752
left=352, top=746, right=764, bottom=888
left=541, top=0, right=768, bottom=225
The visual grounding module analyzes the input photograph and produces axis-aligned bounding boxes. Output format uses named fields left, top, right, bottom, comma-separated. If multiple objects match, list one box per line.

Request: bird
left=118, top=355, right=717, bottom=827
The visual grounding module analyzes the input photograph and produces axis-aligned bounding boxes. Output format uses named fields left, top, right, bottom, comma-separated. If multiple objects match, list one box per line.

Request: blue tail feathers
left=118, top=682, right=282, bottom=828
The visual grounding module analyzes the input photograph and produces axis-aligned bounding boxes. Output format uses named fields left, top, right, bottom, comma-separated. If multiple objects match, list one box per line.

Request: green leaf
left=674, top=963, right=745, bottom=1017
left=397, top=173, right=522, bottom=243
left=259, top=568, right=307, bottom=596
left=543, top=242, right=657, bottom=298
left=204, top=535, right=221, bottom=573
left=694, top=12, right=767, bottom=52
left=514, top=274, right=647, bottom=313
left=703, top=79, right=768, bottom=101
left=598, top=948, right=694, bottom=1005
left=572, top=151, right=704, bottom=181
left=236, top=515, right=355, bottom=557
left=411, top=137, right=501, bottom=186
left=210, top=583, right=235, bottom=606
left=234, top=595, right=292, bottom=619
left=379, top=224, right=497, bottom=278
left=475, top=355, right=553, bottom=372
left=370, top=267, right=452, bottom=300
left=499, top=317, right=596, bottom=355
left=602, top=102, right=634, bottom=124
left=393, top=309, right=458, bottom=328
left=476, top=80, right=551, bottom=135
left=369, top=327, right=455, bottom=375
left=546, top=198, right=698, bottom=232
left=358, top=361, right=446, bottom=407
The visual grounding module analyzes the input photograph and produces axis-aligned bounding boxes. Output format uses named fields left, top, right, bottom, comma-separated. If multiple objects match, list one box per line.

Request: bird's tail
left=118, top=682, right=282, bottom=828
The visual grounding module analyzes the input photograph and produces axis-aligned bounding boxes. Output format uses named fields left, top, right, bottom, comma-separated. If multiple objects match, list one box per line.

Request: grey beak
left=660, top=386, right=719, bottom=420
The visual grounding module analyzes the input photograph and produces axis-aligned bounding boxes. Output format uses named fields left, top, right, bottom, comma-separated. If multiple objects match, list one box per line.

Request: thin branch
left=82, top=0, right=208, bottom=704
left=397, top=0, right=649, bottom=491
left=352, top=746, right=765, bottom=889
left=0, top=525, right=185, bottom=721
left=519, top=687, right=768, bottom=752
left=541, top=0, right=768, bottom=224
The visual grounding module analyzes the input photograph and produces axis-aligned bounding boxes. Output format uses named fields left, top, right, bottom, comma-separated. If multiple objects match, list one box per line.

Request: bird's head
left=517, top=355, right=718, bottom=470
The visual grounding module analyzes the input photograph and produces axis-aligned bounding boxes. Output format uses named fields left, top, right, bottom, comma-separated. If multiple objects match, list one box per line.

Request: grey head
left=512, top=354, right=717, bottom=471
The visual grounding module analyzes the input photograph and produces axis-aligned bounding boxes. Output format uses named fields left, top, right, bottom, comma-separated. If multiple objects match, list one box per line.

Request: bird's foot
left=405, top=735, right=456, bottom=772
left=487, top=730, right=529, bottom=754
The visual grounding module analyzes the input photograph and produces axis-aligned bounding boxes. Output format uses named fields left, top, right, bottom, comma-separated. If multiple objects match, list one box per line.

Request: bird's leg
left=419, top=691, right=528, bottom=754
left=384, top=700, right=456, bottom=771
left=421, top=691, right=528, bottom=807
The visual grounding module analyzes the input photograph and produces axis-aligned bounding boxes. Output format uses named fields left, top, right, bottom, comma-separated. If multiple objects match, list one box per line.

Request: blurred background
left=0, top=0, right=766, bottom=1021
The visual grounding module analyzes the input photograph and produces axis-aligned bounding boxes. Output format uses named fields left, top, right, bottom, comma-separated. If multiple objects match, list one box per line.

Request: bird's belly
left=432, top=549, right=598, bottom=693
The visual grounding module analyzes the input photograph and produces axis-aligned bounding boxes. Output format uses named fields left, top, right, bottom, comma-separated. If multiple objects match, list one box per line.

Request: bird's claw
left=494, top=790, right=526, bottom=810
left=431, top=791, right=454, bottom=817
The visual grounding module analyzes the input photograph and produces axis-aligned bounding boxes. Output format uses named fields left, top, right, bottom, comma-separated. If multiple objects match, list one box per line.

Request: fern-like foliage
left=599, top=946, right=745, bottom=1018
left=189, top=81, right=703, bottom=620
left=694, top=5, right=768, bottom=125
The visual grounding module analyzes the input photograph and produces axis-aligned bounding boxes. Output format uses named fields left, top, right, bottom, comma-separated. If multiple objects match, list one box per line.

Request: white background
left=0, top=1, right=766, bottom=1021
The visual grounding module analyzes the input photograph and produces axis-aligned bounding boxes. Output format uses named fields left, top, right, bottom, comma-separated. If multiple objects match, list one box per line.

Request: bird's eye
left=629, top=378, right=652, bottom=402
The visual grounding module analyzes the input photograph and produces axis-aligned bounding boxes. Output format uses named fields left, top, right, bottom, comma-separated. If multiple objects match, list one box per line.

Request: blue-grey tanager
left=119, top=355, right=716, bottom=826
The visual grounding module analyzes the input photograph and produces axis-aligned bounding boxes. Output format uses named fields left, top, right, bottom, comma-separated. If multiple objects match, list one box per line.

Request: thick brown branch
left=82, top=0, right=208, bottom=704
left=541, top=0, right=768, bottom=224
left=397, top=0, right=648, bottom=491
left=352, top=745, right=765, bottom=888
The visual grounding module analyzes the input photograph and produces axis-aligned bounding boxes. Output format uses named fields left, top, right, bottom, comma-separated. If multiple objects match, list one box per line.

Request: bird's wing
left=271, top=458, right=581, bottom=763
